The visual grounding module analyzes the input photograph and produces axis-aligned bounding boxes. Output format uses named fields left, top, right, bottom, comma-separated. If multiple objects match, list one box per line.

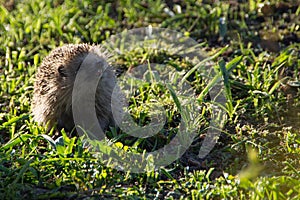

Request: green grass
left=1, top=0, right=300, bottom=199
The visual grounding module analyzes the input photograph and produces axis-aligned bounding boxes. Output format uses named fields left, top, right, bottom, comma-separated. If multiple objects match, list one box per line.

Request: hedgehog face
left=55, top=55, right=86, bottom=90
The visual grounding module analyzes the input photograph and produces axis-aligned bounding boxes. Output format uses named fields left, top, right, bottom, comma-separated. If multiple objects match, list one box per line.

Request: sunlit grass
left=0, top=0, right=299, bottom=199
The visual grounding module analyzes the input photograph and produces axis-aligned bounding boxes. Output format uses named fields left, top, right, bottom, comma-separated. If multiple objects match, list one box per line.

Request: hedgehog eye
left=58, top=65, right=67, bottom=77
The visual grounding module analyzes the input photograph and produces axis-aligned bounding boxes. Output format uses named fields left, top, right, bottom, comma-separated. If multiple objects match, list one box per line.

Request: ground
left=0, top=0, right=299, bottom=199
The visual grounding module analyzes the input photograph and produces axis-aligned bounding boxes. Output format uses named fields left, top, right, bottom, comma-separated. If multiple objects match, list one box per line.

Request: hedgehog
left=32, top=44, right=118, bottom=133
